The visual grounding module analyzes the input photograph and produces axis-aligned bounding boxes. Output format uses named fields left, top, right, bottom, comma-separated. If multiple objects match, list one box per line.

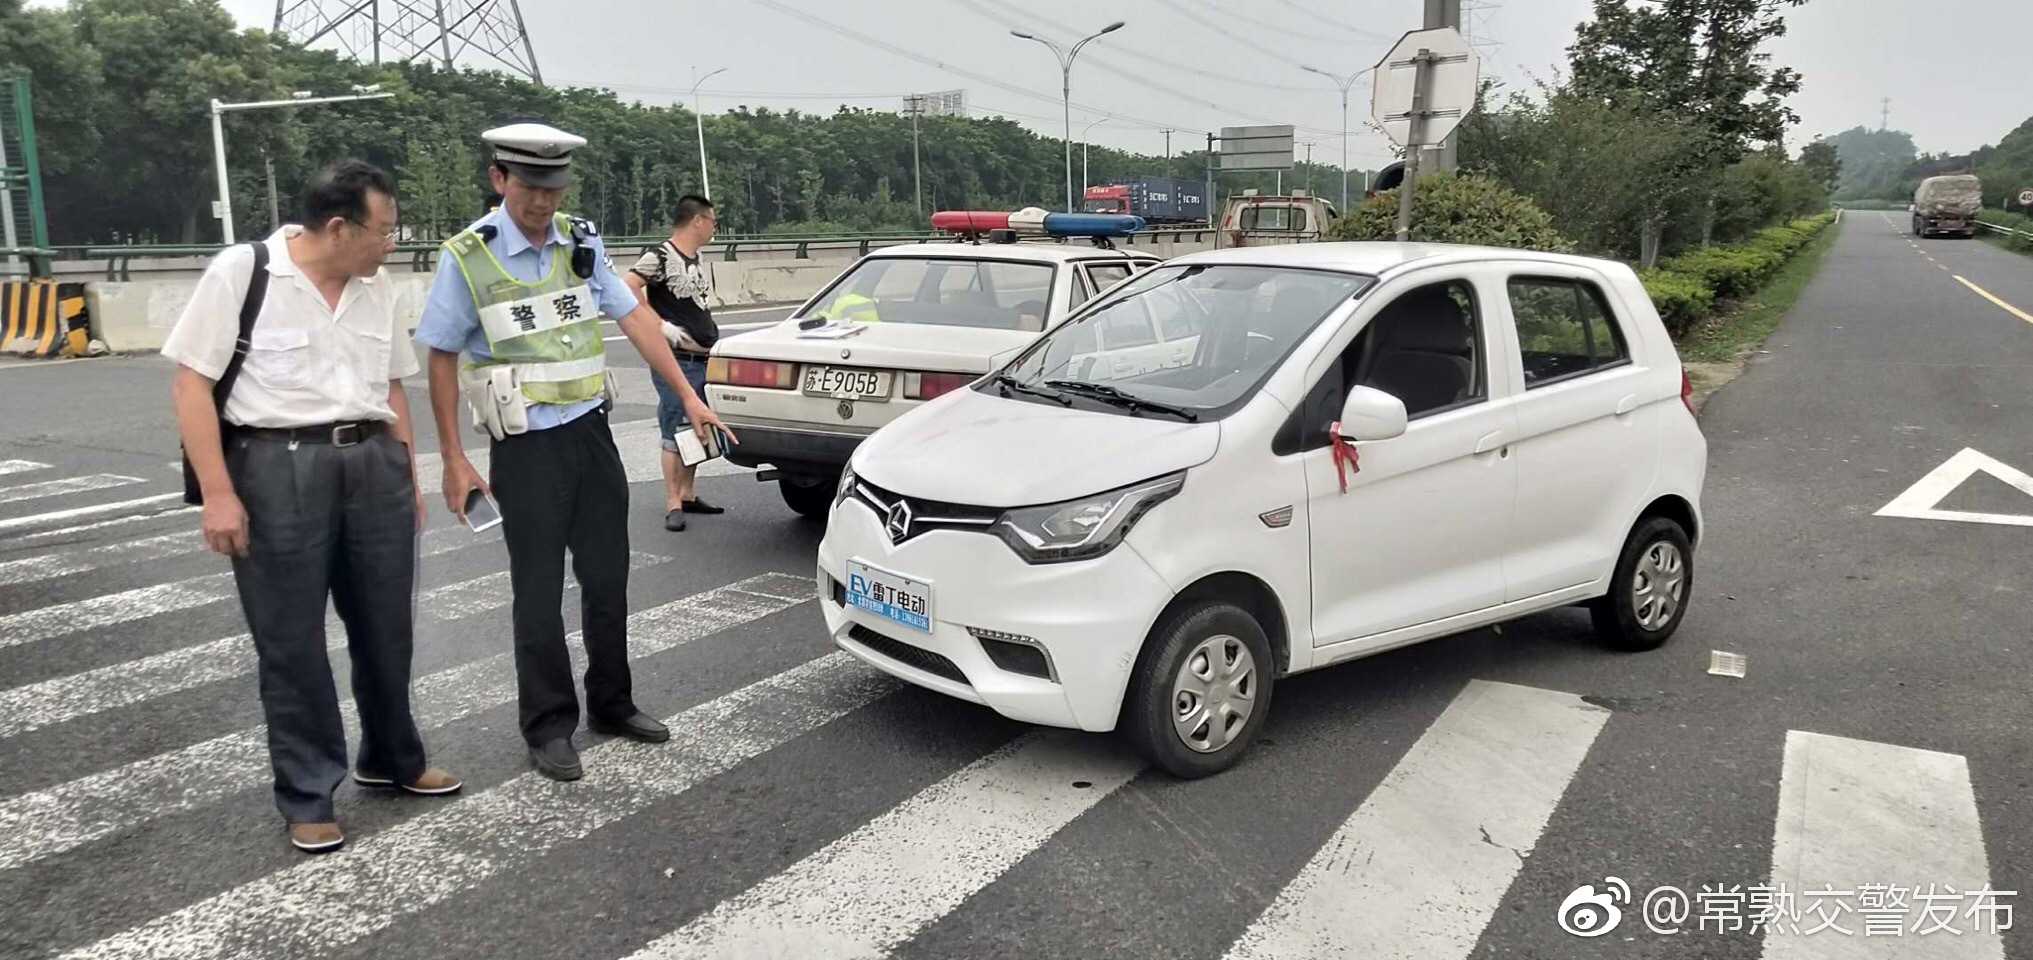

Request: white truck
left=1216, top=189, right=1340, bottom=248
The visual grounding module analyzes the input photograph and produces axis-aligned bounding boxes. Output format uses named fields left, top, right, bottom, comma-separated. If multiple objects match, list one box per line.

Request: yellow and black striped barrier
left=2, top=279, right=61, bottom=358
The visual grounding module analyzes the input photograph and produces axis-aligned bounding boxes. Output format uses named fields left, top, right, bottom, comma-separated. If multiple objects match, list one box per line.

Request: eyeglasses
left=351, top=219, right=399, bottom=242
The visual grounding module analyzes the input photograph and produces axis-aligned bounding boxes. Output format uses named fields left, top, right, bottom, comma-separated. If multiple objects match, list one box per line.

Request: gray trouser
left=226, top=428, right=427, bottom=823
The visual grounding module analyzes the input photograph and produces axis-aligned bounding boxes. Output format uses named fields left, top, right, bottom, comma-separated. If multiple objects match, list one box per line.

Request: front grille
left=847, top=624, right=970, bottom=686
left=851, top=479, right=1002, bottom=544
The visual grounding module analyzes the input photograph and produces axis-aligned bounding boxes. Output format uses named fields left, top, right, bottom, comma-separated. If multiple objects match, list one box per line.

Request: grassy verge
left=1675, top=217, right=1843, bottom=409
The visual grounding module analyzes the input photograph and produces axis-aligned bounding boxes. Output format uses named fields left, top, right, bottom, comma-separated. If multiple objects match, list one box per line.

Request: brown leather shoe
left=287, top=821, right=344, bottom=853
left=354, top=766, right=464, bottom=796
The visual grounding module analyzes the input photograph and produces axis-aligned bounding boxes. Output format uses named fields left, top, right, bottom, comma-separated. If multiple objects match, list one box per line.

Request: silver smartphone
left=463, top=488, right=503, bottom=533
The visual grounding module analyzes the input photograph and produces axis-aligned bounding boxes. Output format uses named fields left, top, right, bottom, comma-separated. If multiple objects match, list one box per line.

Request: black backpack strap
left=212, top=242, right=270, bottom=409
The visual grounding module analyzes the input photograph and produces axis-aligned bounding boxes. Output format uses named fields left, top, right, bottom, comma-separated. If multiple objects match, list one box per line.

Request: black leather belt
left=676, top=350, right=712, bottom=363
left=233, top=420, right=385, bottom=446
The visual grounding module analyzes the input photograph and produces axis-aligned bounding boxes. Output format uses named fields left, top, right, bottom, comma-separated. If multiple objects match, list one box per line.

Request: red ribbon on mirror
left=1328, top=422, right=1361, bottom=493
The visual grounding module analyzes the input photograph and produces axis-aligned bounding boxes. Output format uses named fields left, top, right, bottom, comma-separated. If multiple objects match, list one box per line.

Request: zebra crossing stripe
left=0, top=574, right=814, bottom=873
left=0, top=531, right=198, bottom=588
left=0, top=524, right=499, bottom=650
left=59, top=653, right=895, bottom=960
left=626, top=730, right=1142, bottom=960
left=1763, top=731, right=2004, bottom=958
left=0, top=474, right=146, bottom=506
left=0, top=493, right=188, bottom=537
left=1224, top=680, right=1611, bottom=960
left=0, top=460, right=49, bottom=477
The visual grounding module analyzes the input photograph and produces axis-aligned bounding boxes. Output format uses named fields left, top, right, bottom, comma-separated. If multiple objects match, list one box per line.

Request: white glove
left=659, top=320, right=686, bottom=349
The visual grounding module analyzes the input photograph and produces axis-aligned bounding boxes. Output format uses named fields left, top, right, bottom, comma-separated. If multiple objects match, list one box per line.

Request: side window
left=1274, top=279, right=1484, bottom=455
left=1508, top=277, right=1630, bottom=386
left=1086, top=263, right=1133, bottom=293
left=1069, top=268, right=1096, bottom=309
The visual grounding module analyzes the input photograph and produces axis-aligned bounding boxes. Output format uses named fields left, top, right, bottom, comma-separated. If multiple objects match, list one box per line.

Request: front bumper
left=719, top=417, right=871, bottom=475
left=815, top=493, right=1176, bottom=732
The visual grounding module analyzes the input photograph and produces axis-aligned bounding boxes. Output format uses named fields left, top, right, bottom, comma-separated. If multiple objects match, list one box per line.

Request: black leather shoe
left=681, top=498, right=725, bottom=515
left=591, top=711, right=670, bottom=743
left=528, top=739, right=582, bottom=781
left=664, top=509, right=687, bottom=532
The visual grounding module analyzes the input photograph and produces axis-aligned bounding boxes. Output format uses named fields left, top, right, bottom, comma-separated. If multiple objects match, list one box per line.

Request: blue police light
left=1041, top=212, right=1145, bottom=237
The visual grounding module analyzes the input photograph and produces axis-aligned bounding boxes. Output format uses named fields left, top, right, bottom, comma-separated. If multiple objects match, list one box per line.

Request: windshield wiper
left=993, top=373, right=1072, bottom=406
left=1043, top=380, right=1200, bottom=422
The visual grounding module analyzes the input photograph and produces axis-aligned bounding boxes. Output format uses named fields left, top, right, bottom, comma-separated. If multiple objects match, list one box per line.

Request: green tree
left=1798, top=137, right=1840, bottom=194
left=1324, top=173, right=1573, bottom=252
left=1826, top=126, right=1916, bottom=201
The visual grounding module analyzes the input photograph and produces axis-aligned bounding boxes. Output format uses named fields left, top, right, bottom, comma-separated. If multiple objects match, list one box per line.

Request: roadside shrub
left=1659, top=246, right=1778, bottom=299
left=1323, top=172, right=1575, bottom=252
left=1639, top=269, right=1714, bottom=338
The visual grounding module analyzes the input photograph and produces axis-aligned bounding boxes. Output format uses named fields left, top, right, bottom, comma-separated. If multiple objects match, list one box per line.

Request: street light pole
left=1013, top=21, right=1125, bottom=212
left=690, top=67, right=728, bottom=200
left=1080, top=117, right=1108, bottom=198
left=209, top=86, right=391, bottom=244
left=1302, top=66, right=1366, bottom=212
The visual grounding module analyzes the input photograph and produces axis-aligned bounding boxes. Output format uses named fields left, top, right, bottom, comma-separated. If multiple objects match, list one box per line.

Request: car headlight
left=993, top=472, right=1185, bottom=564
left=835, top=461, right=857, bottom=509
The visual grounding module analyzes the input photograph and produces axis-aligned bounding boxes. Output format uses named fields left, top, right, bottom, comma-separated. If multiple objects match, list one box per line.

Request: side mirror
left=1336, top=385, right=1407, bottom=442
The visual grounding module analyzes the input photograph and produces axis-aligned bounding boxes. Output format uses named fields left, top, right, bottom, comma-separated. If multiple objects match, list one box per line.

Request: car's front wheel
left=1122, top=601, right=1274, bottom=778
left=1590, top=517, right=1693, bottom=651
left=779, top=475, right=838, bottom=519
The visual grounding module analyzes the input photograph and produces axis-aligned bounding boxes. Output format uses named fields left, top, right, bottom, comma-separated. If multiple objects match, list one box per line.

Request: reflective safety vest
left=821, top=291, right=881, bottom=324
left=444, top=213, right=607, bottom=404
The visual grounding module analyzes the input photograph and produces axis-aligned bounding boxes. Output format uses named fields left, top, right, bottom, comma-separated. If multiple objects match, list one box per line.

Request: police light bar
left=932, top=206, right=1144, bottom=238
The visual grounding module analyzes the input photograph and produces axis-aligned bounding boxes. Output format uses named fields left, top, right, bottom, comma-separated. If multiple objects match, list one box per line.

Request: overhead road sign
left=1217, top=125, right=1295, bottom=172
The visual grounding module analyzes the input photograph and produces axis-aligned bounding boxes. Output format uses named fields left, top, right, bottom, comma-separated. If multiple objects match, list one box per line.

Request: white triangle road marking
left=1874, top=448, right=2033, bottom=528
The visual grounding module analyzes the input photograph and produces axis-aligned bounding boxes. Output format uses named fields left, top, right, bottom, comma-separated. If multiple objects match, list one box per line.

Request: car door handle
left=1474, top=431, right=1505, bottom=455
left=1615, top=393, right=1640, bottom=416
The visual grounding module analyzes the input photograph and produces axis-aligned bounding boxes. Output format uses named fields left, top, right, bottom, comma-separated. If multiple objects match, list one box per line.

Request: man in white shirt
left=165, top=160, right=460, bottom=855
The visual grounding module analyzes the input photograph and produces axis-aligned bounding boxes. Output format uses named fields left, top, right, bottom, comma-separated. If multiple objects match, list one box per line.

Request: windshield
left=998, top=264, right=1371, bottom=416
left=795, top=257, right=1057, bottom=331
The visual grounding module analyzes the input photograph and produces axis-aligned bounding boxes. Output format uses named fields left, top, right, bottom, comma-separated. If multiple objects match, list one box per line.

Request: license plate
left=803, top=366, right=891, bottom=399
left=845, top=560, right=932, bottom=632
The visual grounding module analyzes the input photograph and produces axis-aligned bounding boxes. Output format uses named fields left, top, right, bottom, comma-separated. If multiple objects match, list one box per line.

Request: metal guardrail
left=1976, top=220, right=2033, bottom=241
left=53, top=226, right=1226, bottom=282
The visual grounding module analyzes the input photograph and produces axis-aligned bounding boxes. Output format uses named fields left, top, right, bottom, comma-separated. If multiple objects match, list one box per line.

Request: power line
left=970, top=0, right=1326, bottom=94
left=1150, top=0, right=1343, bottom=73
left=1274, top=0, right=1396, bottom=42
left=1175, top=0, right=1391, bottom=45
left=750, top=0, right=1195, bottom=133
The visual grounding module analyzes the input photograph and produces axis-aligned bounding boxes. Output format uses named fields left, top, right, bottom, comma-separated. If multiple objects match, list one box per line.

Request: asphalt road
left=0, top=218, right=2027, bottom=959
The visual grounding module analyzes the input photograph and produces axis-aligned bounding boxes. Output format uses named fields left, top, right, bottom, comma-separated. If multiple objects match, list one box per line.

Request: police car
left=706, top=208, right=1163, bottom=517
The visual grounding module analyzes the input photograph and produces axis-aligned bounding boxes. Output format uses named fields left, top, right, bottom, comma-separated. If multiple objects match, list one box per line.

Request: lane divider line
left=1953, top=276, right=2033, bottom=325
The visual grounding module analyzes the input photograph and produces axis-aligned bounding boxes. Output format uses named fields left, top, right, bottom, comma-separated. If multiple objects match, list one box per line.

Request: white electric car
left=817, top=242, right=1708, bottom=777
left=706, top=231, right=1161, bottom=517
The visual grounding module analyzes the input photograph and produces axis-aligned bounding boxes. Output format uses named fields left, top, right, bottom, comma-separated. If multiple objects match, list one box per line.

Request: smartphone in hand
left=463, top=488, right=503, bottom=533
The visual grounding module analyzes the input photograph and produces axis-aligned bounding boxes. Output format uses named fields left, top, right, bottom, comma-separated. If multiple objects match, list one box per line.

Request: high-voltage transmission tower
left=273, top=0, right=544, bottom=84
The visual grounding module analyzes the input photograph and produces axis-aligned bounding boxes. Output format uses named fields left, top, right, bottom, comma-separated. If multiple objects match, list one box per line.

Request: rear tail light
left=1680, top=367, right=1695, bottom=416
left=708, top=357, right=797, bottom=389
left=905, top=371, right=975, bottom=401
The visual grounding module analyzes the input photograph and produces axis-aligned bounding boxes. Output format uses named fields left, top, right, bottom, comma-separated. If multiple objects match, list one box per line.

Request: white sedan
left=820, top=241, right=1707, bottom=777
left=706, top=239, right=1160, bottom=516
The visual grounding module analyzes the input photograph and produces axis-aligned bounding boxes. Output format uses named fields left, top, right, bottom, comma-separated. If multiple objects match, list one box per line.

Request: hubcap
left=1170, top=635, right=1257, bottom=753
left=1631, top=540, right=1687, bottom=631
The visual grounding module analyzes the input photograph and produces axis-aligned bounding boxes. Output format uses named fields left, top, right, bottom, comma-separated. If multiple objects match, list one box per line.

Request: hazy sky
left=209, top=0, right=2028, bottom=163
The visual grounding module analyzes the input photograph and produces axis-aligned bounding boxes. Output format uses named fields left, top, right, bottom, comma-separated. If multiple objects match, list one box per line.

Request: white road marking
left=60, top=652, right=892, bottom=960
left=0, top=530, right=199, bottom=588
left=0, top=574, right=814, bottom=872
left=1763, top=731, right=2004, bottom=958
left=0, top=460, right=49, bottom=477
left=629, top=731, right=1141, bottom=960
left=2, top=506, right=198, bottom=547
left=1875, top=447, right=2033, bottom=528
left=0, top=474, right=146, bottom=506
left=0, top=531, right=574, bottom=739
left=0, top=571, right=234, bottom=650
left=1224, top=680, right=1611, bottom=960
left=0, top=492, right=188, bottom=537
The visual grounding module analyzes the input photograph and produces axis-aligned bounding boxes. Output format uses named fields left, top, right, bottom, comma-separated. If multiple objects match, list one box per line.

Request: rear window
left=1506, top=277, right=1631, bottom=386
left=797, top=257, right=1057, bottom=331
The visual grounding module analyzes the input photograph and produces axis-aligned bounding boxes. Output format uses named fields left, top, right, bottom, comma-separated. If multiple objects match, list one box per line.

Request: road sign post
left=1370, top=27, right=1479, bottom=242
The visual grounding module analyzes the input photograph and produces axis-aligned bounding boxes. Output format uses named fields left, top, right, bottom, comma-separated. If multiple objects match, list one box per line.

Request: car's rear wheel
left=779, top=475, right=837, bottom=519
left=1122, top=601, right=1274, bottom=778
left=1589, top=517, right=1693, bottom=651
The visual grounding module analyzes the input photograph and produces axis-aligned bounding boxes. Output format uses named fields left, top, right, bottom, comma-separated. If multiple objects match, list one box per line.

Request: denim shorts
left=654, top=354, right=710, bottom=453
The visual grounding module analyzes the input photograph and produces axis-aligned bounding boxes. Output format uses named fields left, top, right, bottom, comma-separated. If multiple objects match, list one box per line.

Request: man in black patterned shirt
left=623, top=195, right=726, bottom=531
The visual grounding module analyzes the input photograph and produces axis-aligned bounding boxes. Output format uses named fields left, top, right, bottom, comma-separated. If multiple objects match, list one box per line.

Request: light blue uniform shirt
left=413, top=207, right=640, bottom=430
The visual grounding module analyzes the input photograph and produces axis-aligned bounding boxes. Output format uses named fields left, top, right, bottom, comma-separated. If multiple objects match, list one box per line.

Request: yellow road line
left=1954, top=276, right=2033, bottom=324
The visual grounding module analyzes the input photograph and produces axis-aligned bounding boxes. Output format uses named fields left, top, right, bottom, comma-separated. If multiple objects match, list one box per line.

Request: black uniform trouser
left=490, top=408, right=637, bottom=746
left=228, top=428, right=427, bottom=824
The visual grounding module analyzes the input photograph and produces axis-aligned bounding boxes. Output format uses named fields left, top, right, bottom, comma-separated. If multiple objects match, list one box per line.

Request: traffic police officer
left=414, top=122, right=736, bottom=781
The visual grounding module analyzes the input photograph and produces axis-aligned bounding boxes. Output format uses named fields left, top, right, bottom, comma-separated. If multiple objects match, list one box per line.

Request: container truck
left=1080, top=176, right=1208, bottom=224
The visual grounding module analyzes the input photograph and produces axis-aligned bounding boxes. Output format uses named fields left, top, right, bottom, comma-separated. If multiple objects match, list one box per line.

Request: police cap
left=482, top=122, right=585, bottom=189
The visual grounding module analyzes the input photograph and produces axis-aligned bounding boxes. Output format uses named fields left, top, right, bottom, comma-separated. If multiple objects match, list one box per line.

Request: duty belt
left=233, top=420, right=386, bottom=447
